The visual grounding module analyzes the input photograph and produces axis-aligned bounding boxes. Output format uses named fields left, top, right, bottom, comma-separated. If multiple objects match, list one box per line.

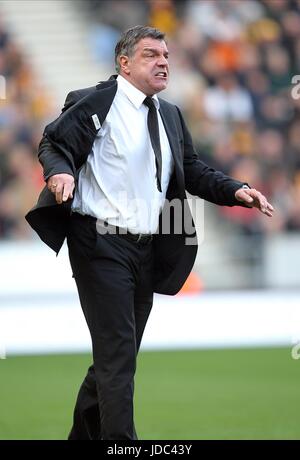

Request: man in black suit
left=26, top=26, right=273, bottom=440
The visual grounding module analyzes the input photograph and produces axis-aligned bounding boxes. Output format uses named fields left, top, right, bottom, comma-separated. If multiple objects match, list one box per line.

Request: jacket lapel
left=83, top=76, right=118, bottom=127
left=158, top=102, right=185, bottom=197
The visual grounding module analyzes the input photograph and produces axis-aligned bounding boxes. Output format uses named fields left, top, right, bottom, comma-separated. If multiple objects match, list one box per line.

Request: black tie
left=143, top=96, right=162, bottom=192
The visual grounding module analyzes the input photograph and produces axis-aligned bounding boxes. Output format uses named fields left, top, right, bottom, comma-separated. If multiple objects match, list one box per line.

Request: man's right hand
left=47, top=173, right=75, bottom=204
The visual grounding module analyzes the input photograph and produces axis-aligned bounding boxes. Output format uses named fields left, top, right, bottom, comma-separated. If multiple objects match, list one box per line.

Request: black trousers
left=67, top=213, right=154, bottom=440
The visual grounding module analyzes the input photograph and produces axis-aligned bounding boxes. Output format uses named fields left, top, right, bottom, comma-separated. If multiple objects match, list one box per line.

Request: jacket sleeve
left=38, top=136, right=75, bottom=181
left=177, top=107, right=248, bottom=207
left=38, top=90, right=82, bottom=181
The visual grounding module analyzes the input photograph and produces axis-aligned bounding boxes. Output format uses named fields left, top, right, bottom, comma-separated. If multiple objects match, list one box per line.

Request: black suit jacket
left=26, top=76, right=246, bottom=295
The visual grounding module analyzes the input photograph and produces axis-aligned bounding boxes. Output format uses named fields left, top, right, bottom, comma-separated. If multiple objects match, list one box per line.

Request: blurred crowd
left=0, top=14, right=52, bottom=239
left=1, top=0, right=300, bottom=240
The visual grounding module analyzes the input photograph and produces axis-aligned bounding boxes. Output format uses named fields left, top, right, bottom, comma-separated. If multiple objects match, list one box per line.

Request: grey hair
left=114, top=25, right=165, bottom=73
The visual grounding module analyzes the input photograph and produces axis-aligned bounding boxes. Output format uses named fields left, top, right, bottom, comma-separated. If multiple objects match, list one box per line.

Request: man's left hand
left=235, top=187, right=274, bottom=217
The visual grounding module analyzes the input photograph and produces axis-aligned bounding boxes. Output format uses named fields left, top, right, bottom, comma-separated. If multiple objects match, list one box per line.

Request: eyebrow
left=143, top=47, right=169, bottom=56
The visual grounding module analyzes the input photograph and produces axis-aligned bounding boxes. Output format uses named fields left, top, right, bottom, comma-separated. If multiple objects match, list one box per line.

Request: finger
left=48, top=179, right=56, bottom=191
left=257, top=196, right=271, bottom=214
left=245, top=194, right=254, bottom=204
left=262, top=208, right=273, bottom=217
left=260, top=200, right=273, bottom=216
left=49, top=178, right=61, bottom=194
left=62, top=183, right=73, bottom=202
left=259, top=199, right=268, bottom=213
left=69, top=182, right=75, bottom=199
left=248, top=190, right=264, bottom=208
left=55, top=185, right=64, bottom=204
left=240, top=190, right=254, bottom=204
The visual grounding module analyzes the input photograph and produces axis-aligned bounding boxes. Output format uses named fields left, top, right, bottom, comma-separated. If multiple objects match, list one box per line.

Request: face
left=119, top=37, right=169, bottom=96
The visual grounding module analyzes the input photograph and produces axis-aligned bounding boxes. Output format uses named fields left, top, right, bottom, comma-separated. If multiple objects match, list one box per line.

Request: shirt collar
left=117, top=75, right=160, bottom=110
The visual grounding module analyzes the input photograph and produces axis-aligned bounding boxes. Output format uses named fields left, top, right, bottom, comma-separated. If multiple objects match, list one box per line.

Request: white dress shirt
left=72, top=75, right=174, bottom=234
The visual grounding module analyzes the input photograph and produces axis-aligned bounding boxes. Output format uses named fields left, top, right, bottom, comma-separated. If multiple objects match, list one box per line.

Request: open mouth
left=155, top=71, right=168, bottom=78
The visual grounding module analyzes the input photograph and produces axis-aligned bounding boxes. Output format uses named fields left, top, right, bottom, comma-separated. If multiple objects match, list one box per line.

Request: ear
left=119, top=55, right=130, bottom=75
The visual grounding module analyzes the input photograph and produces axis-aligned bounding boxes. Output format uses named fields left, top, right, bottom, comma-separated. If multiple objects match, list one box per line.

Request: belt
left=72, top=213, right=153, bottom=245
left=97, top=219, right=153, bottom=245
left=116, top=231, right=153, bottom=244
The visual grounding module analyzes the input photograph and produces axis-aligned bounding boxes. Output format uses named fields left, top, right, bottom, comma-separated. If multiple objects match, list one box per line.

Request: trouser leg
left=68, top=365, right=100, bottom=440
left=68, top=294, right=152, bottom=440
left=67, top=217, right=153, bottom=440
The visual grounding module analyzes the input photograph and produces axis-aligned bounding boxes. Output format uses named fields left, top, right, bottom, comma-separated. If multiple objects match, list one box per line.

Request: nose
left=157, top=55, right=168, bottom=67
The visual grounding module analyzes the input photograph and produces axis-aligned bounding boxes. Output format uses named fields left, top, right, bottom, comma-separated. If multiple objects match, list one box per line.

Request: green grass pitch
left=0, top=347, right=299, bottom=439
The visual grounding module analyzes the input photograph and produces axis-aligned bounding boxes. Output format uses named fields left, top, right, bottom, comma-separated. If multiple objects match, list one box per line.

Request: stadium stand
left=0, top=0, right=299, bottom=288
